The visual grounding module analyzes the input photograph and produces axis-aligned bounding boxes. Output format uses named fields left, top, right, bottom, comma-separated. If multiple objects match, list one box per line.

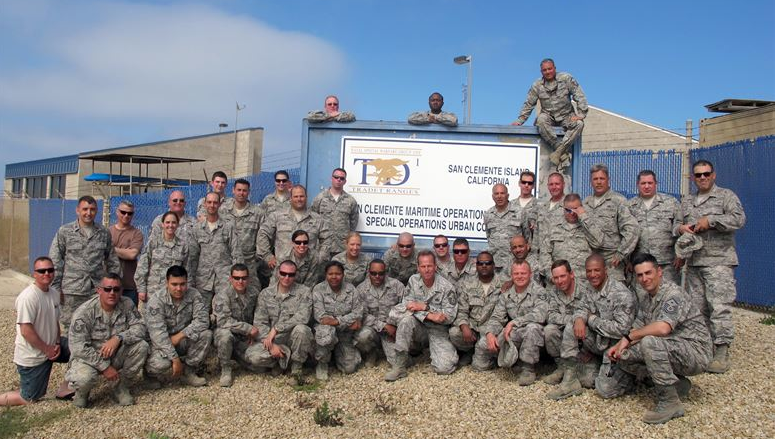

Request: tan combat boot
left=517, top=361, right=536, bottom=386
left=547, top=359, right=583, bottom=400
left=219, top=366, right=233, bottom=387
left=642, top=384, right=685, bottom=424
left=184, top=365, right=207, bottom=387
left=706, top=344, right=730, bottom=374
left=384, top=352, right=408, bottom=382
left=543, top=358, right=565, bottom=385
left=113, top=379, right=135, bottom=406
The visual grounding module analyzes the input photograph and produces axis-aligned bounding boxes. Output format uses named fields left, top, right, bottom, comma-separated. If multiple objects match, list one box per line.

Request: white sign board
left=341, top=137, right=538, bottom=240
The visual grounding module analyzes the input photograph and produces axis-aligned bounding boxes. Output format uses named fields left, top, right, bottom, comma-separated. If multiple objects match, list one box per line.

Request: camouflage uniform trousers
left=243, top=325, right=314, bottom=369
left=314, top=325, right=361, bottom=374
left=146, top=330, right=212, bottom=376
left=686, top=265, right=736, bottom=345
left=543, top=323, right=566, bottom=359
left=536, top=112, right=583, bottom=151
left=214, top=328, right=254, bottom=367
left=449, top=326, right=480, bottom=353
left=60, top=294, right=92, bottom=334
left=473, top=323, right=544, bottom=370
left=394, top=314, right=457, bottom=374
left=559, top=322, right=615, bottom=359
left=354, top=326, right=400, bottom=366
left=66, top=341, right=149, bottom=390
left=596, top=335, right=711, bottom=399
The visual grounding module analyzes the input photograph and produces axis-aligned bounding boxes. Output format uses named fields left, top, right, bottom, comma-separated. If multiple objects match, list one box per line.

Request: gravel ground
left=1, top=308, right=774, bottom=439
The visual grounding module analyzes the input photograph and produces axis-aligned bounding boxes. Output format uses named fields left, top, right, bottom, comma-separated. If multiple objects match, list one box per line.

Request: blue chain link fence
left=691, top=135, right=774, bottom=307
left=575, top=149, right=684, bottom=199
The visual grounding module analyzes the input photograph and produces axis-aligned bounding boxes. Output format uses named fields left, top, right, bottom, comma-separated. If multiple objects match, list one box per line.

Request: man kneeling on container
left=597, top=253, right=711, bottom=424
left=66, top=273, right=148, bottom=407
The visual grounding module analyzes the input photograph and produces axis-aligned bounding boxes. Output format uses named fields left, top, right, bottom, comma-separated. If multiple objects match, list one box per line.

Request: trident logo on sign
left=353, top=158, right=411, bottom=186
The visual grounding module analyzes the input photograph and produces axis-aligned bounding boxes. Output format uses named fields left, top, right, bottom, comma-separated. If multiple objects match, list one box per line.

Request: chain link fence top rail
left=691, top=135, right=774, bottom=307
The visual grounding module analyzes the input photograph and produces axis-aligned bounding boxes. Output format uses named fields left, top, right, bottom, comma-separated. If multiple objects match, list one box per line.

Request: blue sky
left=2, top=0, right=774, bottom=181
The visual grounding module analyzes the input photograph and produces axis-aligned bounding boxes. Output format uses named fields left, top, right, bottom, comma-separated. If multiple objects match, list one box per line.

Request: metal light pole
left=233, top=103, right=246, bottom=173
left=454, top=55, right=472, bottom=124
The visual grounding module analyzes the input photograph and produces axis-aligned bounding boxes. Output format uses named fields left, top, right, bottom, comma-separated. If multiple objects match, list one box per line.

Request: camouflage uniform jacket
left=515, top=72, right=588, bottom=123
left=69, top=296, right=146, bottom=371
left=254, top=283, right=312, bottom=338
left=310, top=189, right=359, bottom=255
left=382, top=247, right=418, bottom=285
left=145, top=287, right=210, bottom=360
left=357, top=277, right=405, bottom=332
left=134, top=234, right=189, bottom=295
left=407, top=111, right=458, bottom=127
left=259, top=192, right=290, bottom=219
left=510, top=196, right=539, bottom=244
left=49, top=221, right=121, bottom=296
left=535, top=197, right=565, bottom=254
left=390, top=274, right=458, bottom=326
left=188, top=218, right=242, bottom=290
left=453, top=275, right=505, bottom=332
left=313, top=282, right=363, bottom=327
left=483, top=204, right=527, bottom=269
left=500, top=252, right=542, bottom=284
left=257, top=208, right=330, bottom=262
left=627, top=193, right=681, bottom=265
left=573, top=278, right=636, bottom=341
left=149, top=213, right=197, bottom=244
left=483, top=281, right=547, bottom=335
left=274, top=251, right=323, bottom=288
left=583, top=190, right=639, bottom=261
left=219, top=201, right=264, bottom=261
left=546, top=280, right=588, bottom=327
left=539, top=214, right=603, bottom=278
left=196, top=196, right=233, bottom=219
left=213, top=284, right=259, bottom=336
left=678, top=185, right=746, bottom=266
left=306, top=110, right=356, bottom=123
left=332, top=251, right=370, bottom=287
left=633, top=281, right=712, bottom=352
left=437, top=257, right=477, bottom=285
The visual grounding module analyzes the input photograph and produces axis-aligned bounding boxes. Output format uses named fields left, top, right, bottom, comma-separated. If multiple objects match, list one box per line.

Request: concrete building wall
left=3, top=179, right=11, bottom=196
left=582, top=106, right=695, bottom=152
left=699, top=104, right=775, bottom=147
left=75, top=128, right=263, bottom=199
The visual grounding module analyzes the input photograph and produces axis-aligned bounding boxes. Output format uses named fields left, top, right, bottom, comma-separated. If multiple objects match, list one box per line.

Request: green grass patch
left=147, top=432, right=172, bottom=439
left=313, top=401, right=343, bottom=427
left=290, top=373, right=323, bottom=392
left=0, top=406, right=72, bottom=439
left=760, top=314, right=775, bottom=325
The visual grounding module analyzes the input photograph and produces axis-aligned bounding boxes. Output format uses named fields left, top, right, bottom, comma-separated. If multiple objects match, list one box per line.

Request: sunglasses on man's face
left=100, top=286, right=122, bottom=293
left=35, top=268, right=55, bottom=274
left=118, top=210, right=134, bottom=216
left=279, top=271, right=297, bottom=278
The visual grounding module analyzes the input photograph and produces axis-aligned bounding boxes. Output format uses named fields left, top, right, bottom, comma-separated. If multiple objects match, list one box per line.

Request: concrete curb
left=1, top=269, right=33, bottom=284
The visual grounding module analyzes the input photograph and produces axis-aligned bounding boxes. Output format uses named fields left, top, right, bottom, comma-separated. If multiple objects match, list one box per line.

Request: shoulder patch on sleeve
left=662, top=297, right=679, bottom=315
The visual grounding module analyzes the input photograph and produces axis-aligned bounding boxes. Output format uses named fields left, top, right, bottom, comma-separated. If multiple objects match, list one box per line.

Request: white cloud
left=0, top=1, right=348, bottom=165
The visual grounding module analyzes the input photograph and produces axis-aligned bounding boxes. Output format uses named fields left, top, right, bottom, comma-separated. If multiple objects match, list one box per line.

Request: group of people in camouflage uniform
left=28, top=152, right=745, bottom=425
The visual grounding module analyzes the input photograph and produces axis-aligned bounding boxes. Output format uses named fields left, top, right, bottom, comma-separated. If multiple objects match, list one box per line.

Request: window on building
left=49, top=175, right=66, bottom=199
left=25, top=176, right=47, bottom=199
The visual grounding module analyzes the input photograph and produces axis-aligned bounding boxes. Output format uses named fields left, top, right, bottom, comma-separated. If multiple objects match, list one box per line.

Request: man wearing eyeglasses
left=66, top=273, right=148, bottom=408
left=144, top=265, right=211, bottom=388
left=189, top=192, right=243, bottom=317
left=450, top=251, right=503, bottom=369
left=442, top=238, right=477, bottom=285
left=149, top=190, right=197, bottom=243
left=258, top=185, right=330, bottom=270
left=311, top=168, right=359, bottom=257
left=539, top=193, right=603, bottom=282
left=483, top=184, right=528, bottom=273
left=511, top=171, right=539, bottom=246
left=407, top=92, right=458, bottom=127
left=213, top=264, right=260, bottom=387
left=677, top=160, right=745, bottom=374
left=306, top=95, right=356, bottom=123
left=354, top=259, right=406, bottom=368
left=50, top=195, right=121, bottom=334
left=382, top=232, right=418, bottom=285
left=583, top=164, right=639, bottom=283
left=260, top=170, right=292, bottom=218
left=0, top=257, right=70, bottom=406
left=385, top=251, right=458, bottom=381
left=248, top=260, right=314, bottom=375
left=110, top=200, right=144, bottom=306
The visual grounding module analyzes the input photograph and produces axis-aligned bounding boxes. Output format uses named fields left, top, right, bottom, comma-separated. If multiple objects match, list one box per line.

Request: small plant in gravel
left=313, top=401, right=344, bottom=427
left=0, top=406, right=72, bottom=438
left=760, top=314, right=775, bottom=325
left=291, top=372, right=322, bottom=392
left=374, top=394, right=396, bottom=415
left=147, top=432, right=172, bottom=439
left=296, top=393, right=315, bottom=409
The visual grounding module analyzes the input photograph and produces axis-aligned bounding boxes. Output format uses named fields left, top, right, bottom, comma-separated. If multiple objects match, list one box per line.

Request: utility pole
left=683, top=119, right=693, bottom=196
left=233, top=103, right=246, bottom=175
